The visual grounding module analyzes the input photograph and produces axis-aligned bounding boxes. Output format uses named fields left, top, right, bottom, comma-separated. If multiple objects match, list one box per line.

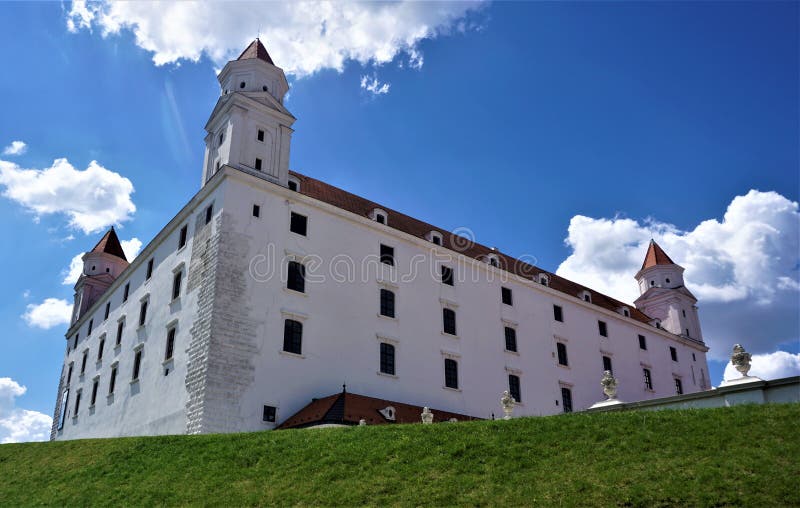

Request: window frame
left=553, top=305, right=564, bottom=322
left=379, top=244, right=395, bottom=266
left=444, top=358, right=459, bottom=389
left=132, top=349, right=143, bottom=381
left=504, top=326, right=517, bottom=352
left=262, top=405, right=277, bottom=422
left=282, top=319, right=303, bottom=355
left=165, top=327, right=176, bottom=361
left=442, top=308, right=457, bottom=336
left=638, top=334, right=647, bottom=350
left=674, top=378, right=683, bottom=395
left=556, top=342, right=569, bottom=366
left=178, top=224, right=188, bottom=249
left=146, top=258, right=154, bottom=280
left=598, top=320, right=608, bottom=337
left=508, top=374, right=521, bottom=403
left=602, top=355, right=613, bottom=374
left=380, top=342, right=396, bottom=376
left=290, top=212, right=308, bottom=236
left=287, top=261, right=306, bottom=293
left=441, top=265, right=454, bottom=286
left=172, top=270, right=183, bottom=301
left=561, top=387, right=573, bottom=413
left=643, top=368, right=653, bottom=390
left=379, top=288, right=396, bottom=318
left=501, top=287, right=513, bottom=306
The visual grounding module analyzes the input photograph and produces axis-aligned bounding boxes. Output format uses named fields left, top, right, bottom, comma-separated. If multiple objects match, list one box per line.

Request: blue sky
left=0, top=1, right=797, bottom=440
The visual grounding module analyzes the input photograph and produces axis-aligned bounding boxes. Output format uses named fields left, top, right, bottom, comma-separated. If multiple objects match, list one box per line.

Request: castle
left=51, top=40, right=710, bottom=439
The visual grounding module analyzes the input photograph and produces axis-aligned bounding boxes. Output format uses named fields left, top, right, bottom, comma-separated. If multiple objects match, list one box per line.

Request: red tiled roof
left=278, top=391, right=481, bottom=429
left=89, top=227, right=127, bottom=261
left=289, top=170, right=654, bottom=325
left=237, top=39, right=274, bottom=65
left=641, top=240, right=675, bottom=270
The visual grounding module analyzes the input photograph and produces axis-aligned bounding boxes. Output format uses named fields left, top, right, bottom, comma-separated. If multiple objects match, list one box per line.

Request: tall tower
left=201, top=39, right=296, bottom=188
left=71, top=227, right=129, bottom=324
left=633, top=240, right=703, bottom=341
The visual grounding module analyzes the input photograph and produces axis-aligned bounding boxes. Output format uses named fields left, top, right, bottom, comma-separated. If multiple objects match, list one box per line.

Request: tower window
left=282, top=319, right=303, bottom=355
left=553, top=305, right=564, bottom=322
left=674, top=378, right=683, bottom=395
left=262, top=85, right=268, bottom=92
left=380, top=244, right=394, bottom=266
left=108, top=364, right=117, bottom=395
left=501, top=287, right=513, bottom=306
left=561, top=387, right=573, bottom=413
left=441, top=266, right=454, bottom=286
left=179, top=224, right=188, bottom=248
left=132, top=349, right=142, bottom=381
left=205, top=205, right=213, bottom=225
left=287, top=261, right=306, bottom=293
left=504, top=327, right=517, bottom=352
left=254, top=158, right=262, bottom=171
left=239, top=81, right=246, bottom=89
left=380, top=342, right=395, bottom=375
left=116, top=320, right=124, bottom=346
left=172, top=271, right=183, bottom=301
left=165, top=327, right=176, bottom=361
left=146, top=258, right=154, bottom=280
left=288, top=180, right=298, bottom=192
left=257, top=129, right=265, bottom=142
left=508, top=374, right=521, bottom=403
left=380, top=288, right=395, bottom=318
left=444, top=358, right=459, bottom=389
left=670, top=347, right=678, bottom=362
left=252, top=205, right=260, bottom=217
left=602, top=355, right=613, bottom=374
left=556, top=342, right=569, bottom=366
left=218, top=132, right=224, bottom=146
left=442, top=308, right=457, bottom=336
left=263, top=405, right=276, bottom=422
left=643, top=368, right=653, bottom=390
left=639, top=334, right=647, bottom=350
left=290, top=212, right=307, bottom=236
left=139, top=300, right=148, bottom=327
left=123, top=283, right=130, bottom=302
left=104, top=302, right=110, bottom=321
left=665, top=278, right=671, bottom=284
left=598, top=321, right=608, bottom=337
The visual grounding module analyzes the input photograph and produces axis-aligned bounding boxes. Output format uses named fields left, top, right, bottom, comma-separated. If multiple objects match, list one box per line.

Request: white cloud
left=22, top=298, right=72, bottom=330
left=0, top=158, right=136, bottom=234
left=120, top=237, right=143, bottom=261
left=722, top=351, right=800, bottom=381
left=62, top=236, right=142, bottom=285
left=65, top=1, right=486, bottom=76
left=556, top=190, right=800, bottom=358
left=0, top=377, right=52, bottom=444
left=360, top=74, right=391, bottom=96
left=2, top=141, right=27, bottom=156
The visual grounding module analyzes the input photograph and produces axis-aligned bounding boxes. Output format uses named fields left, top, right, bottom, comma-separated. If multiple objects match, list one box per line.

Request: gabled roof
left=289, top=170, right=655, bottom=325
left=237, top=38, right=274, bottom=65
left=277, top=391, right=480, bottom=429
left=641, top=240, right=675, bottom=270
left=89, top=227, right=127, bottom=261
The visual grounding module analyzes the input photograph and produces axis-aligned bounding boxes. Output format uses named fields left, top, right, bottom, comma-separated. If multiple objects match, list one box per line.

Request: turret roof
left=89, top=227, right=127, bottom=261
left=237, top=38, right=274, bottom=65
left=641, top=239, right=675, bottom=270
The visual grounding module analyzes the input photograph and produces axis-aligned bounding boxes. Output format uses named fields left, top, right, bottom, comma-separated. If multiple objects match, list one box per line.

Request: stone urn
left=600, top=370, right=618, bottom=400
left=421, top=407, right=434, bottom=424
left=731, top=344, right=752, bottom=377
left=500, top=390, right=515, bottom=420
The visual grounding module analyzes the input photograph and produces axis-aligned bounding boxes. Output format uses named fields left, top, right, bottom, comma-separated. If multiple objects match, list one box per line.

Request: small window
left=685, top=328, right=690, bottom=337
left=380, top=342, right=395, bottom=375
left=598, top=321, right=608, bottom=337
left=255, top=158, right=262, bottom=171
left=682, top=309, right=687, bottom=318
left=650, top=280, right=655, bottom=287
left=146, top=258, right=154, bottom=280
left=556, top=342, right=568, bottom=366
left=116, top=320, right=124, bottom=346
left=376, top=214, right=386, bottom=224
left=172, top=271, right=183, bottom=301
left=239, top=81, right=246, bottom=89
left=582, top=291, right=591, bottom=303
left=90, top=378, right=99, bottom=406
left=165, top=327, right=176, bottom=361
left=442, top=308, right=457, bottom=336
left=288, top=180, right=298, bottom=192
left=380, top=244, right=394, bottom=266
left=504, top=327, right=517, bottom=352
left=123, top=283, right=130, bottom=302
left=74, top=390, right=81, bottom=416
left=80, top=350, right=88, bottom=375
left=501, top=287, right=513, bottom=306
left=508, top=374, right=521, bottom=403
left=665, top=278, right=671, bottom=284
left=283, top=319, right=303, bottom=355
left=139, top=300, right=148, bottom=327
left=602, top=355, right=613, bottom=374
left=539, top=274, right=549, bottom=286
left=380, top=288, right=395, bottom=318
left=88, top=319, right=94, bottom=336
left=257, top=129, right=265, bottom=142
left=179, top=224, right=188, bottom=248
left=263, top=405, right=277, bottom=422
left=97, top=337, right=105, bottom=362
left=66, top=362, right=74, bottom=385
left=252, top=205, right=260, bottom=218
left=104, top=302, right=111, bottom=321
left=444, top=358, right=459, bottom=389
left=643, top=368, right=653, bottom=390
left=488, top=255, right=499, bottom=268
left=287, top=261, right=305, bottom=293
left=290, top=212, right=307, bottom=236
left=670, top=347, right=678, bottom=362
left=561, top=387, right=573, bottom=413
left=638, top=334, right=647, bottom=350
left=441, top=266, right=454, bottom=286
left=109, top=365, right=117, bottom=395
left=623, top=308, right=630, bottom=317
left=553, top=305, right=563, bottom=322
left=132, top=349, right=142, bottom=381
left=205, top=205, right=213, bottom=225
left=674, top=378, right=683, bottom=395
left=692, top=352, right=696, bottom=362
left=218, top=132, right=224, bottom=146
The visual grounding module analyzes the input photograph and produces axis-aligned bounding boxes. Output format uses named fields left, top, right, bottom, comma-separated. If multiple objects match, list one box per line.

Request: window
left=638, top=334, right=647, bottom=350
left=380, top=244, right=394, bottom=266
left=262, top=405, right=277, bottom=422
left=104, top=302, right=111, bottom=321
left=116, top=320, right=124, bottom=346
left=582, top=291, right=591, bottom=303
left=643, top=368, right=653, bottom=390
left=602, top=355, right=613, bottom=374
left=442, top=308, right=457, bottom=336
left=73, top=334, right=78, bottom=350
left=692, top=352, right=696, bottom=362
left=109, top=365, right=117, bottom=395
left=288, top=180, right=298, bottom=192
left=172, top=271, right=183, bottom=301
left=290, top=212, right=307, bottom=236
left=255, top=158, right=262, bottom=171
left=665, top=278, right=671, bottom=284
left=257, top=129, right=265, bottom=142
left=670, top=347, right=678, bottom=362
left=504, top=327, right=517, bottom=352
left=444, top=358, right=459, bottom=389
left=561, top=387, right=573, bottom=413
left=501, top=287, right=513, bottom=306
left=74, top=390, right=81, bottom=416
left=90, top=378, right=99, bottom=406
left=539, top=274, right=549, bottom=286
left=623, top=308, right=630, bottom=317
left=674, top=378, right=683, bottom=395
left=283, top=319, right=303, bottom=355
left=556, top=342, right=569, bottom=366
left=80, top=350, right=88, bottom=375
left=97, top=337, right=105, bottom=362
left=375, top=214, right=386, bottom=224
left=508, top=374, right=521, bottom=403
left=88, top=319, right=94, bottom=336
left=441, top=266, right=454, bottom=286
left=685, top=328, right=690, bottom=337
left=66, top=362, right=73, bottom=385
left=132, top=349, right=142, bottom=381
left=682, top=309, right=686, bottom=318
left=379, top=289, right=395, bottom=318
left=123, top=283, right=130, bottom=302
left=179, top=224, right=188, bottom=248
left=488, top=255, right=499, bottom=268
left=553, top=305, right=564, bottom=322
left=239, top=81, right=245, bottom=89
left=287, top=261, right=305, bottom=293
left=165, top=327, right=176, bottom=361
left=139, top=300, right=148, bottom=327
left=380, top=343, right=395, bottom=375
left=205, top=205, right=213, bottom=225
left=218, top=132, right=224, bottom=145
left=145, top=258, right=154, bottom=280
left=598, top=321, right=608, bottom=337
left=252, top=204, right=260, bottom=217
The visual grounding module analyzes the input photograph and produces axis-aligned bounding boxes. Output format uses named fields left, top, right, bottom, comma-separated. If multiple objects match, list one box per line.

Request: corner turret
left=71, top=227, right=129, bottom=324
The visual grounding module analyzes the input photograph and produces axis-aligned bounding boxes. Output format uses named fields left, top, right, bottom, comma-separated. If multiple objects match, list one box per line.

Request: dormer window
left=426, top=231, right=443, bottom=246
left=287, top=177, right=300, bottom=192
left=538, top=274, right=550, bottom=286
left=580, top=290, right=591, bottom=303
left=619, top=307, right=630, bottom=317
left=486, top=254, right=499, bottom=267
left=369, top=208, right=388, bottom=225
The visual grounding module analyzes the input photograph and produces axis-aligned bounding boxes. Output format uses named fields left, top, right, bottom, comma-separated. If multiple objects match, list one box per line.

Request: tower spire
left=640, top=239, right=675, bottom=270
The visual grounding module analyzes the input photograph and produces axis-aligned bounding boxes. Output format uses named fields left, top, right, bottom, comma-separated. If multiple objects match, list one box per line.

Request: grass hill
left=0, top=404, right=797, bottom=506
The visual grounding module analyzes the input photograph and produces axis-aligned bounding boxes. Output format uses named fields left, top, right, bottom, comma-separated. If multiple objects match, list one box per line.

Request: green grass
left=0, top=404, right=798, bottom=507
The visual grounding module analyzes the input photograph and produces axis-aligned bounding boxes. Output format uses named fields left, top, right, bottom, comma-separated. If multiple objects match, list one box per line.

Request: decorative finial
left=342, top=383, right=346, bottom=393
left=731, top=344, right=752, bottom=378
left=600, top=370, right=618, bottom=399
